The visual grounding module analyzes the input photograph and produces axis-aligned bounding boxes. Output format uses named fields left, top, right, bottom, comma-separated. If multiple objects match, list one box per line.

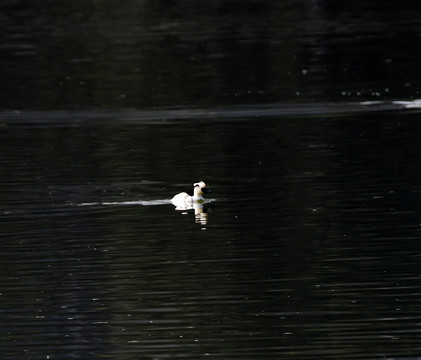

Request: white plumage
left=171, top=181, right=212, bottom=209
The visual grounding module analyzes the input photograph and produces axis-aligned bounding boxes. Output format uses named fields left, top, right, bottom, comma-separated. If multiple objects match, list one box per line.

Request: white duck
left=171, top=181, right=212, bottom=209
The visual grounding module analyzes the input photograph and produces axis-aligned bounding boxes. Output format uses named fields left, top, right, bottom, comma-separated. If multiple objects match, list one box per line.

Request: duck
left=171, top=181, right=212, bottom=209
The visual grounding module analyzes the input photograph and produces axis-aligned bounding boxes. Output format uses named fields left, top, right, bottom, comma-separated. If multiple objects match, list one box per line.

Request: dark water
left=2, top=110, right=421, bottom=360
left=2, top=1, right=421, bottom=359
left=1, top=0, right=421, bottom=110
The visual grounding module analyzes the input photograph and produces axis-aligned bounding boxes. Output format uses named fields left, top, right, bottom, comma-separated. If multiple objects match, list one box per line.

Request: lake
left=2, top=1, right=421, bottom=359
left=2, top=107, right=421, bottom=359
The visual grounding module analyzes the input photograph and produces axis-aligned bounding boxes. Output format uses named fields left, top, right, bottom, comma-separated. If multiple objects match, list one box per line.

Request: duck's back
left=171, top=192, right=190, bottom=204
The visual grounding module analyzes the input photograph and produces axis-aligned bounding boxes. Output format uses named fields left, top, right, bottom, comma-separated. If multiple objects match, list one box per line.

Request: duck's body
left=171, top=181, right=211, bottom=209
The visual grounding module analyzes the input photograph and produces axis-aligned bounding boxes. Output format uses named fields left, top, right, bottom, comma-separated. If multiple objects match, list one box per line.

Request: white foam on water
left=361, top=99, right=421, bottom=109
left=392, top=99, right=421, bottom=108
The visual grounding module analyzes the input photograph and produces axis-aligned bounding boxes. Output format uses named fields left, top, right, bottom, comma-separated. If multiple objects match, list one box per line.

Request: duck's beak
left=201, top=187, right=212, bottom=194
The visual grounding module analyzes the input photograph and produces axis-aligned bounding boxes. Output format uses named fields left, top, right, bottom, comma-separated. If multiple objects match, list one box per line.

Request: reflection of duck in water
left=192, top=201, right=209, bottom=226
left=171, top=181, right=212, bottom=226
left=171, top=181, right=212, bottom=209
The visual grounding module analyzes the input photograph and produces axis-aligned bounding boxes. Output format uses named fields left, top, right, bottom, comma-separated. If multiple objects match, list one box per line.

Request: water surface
left=1, top=0, right=421, bottom=110
left=2, top=107, right=421, bottom=359
left=2, top=1, right=421, bottom=359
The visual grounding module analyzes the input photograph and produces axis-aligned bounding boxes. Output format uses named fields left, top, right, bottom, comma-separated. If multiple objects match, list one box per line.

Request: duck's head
left=194, top=181, right=212, bottom=195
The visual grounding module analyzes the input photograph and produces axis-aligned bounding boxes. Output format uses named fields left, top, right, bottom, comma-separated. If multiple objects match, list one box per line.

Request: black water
left=2, top=112, right=421, bottom=360
left=2, top=1, right=421, bottom=360
left=1, top=0, right=421, bottom=109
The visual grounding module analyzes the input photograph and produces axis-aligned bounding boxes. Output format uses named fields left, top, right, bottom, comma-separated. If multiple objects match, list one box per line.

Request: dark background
left=1, top=0, right=421, bottom=110
left=2, top=2, right=421, bottom=359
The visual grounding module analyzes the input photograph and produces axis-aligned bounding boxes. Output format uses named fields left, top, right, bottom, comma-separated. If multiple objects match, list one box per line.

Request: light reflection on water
left=2, top=110, right=421, bottom=359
